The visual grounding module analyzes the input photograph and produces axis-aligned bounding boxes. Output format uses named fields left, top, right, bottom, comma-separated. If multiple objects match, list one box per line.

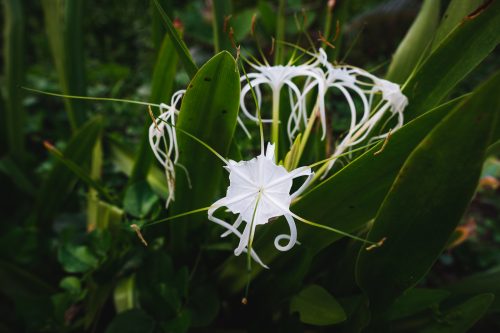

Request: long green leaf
left=446, top=265, right=500, bottom=312
left=404, top=0, right=500, bottom=120
left=274, top=0, right=286, bottom=64
left=87, top=136, right=103, bottom=230
left=419, top=294, right=494, bottom=333
left=219, top=96, right=465, bottom=293
left=356, top=72, right=500, bottom=311
left=0, top=156, right=35, bottom=195
left=385, top=0, right=440, bottom=83
left=2, top=0, right=25, bottom=162
left=0, top=259, right=55, bottom=300
left=153, top=0, right=198, bottom=79
left=432, top=0, right=485, bottom=50
left=35, top=117, right=103, bottom=227
left=151, top=0, right=171, bottom=50
left=41, top=0, right=87, bottom=131
left=44, top=140, right=114, bottom=204
left=171, top=51, right=240, bottom=254
left=211, top=0, right=232, bottom=53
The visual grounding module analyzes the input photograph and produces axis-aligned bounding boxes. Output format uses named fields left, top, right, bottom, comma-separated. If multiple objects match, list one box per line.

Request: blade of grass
left=41, top=0, right=87, bottom=131
left=151, top=0, right=171, bottom=50
left=2, top=0, right=25, bottom=162
left=153, top=0, right=198, bottom=78
left=0, top=156, right=35, bottom=195
left=212, top=0, right=232, bottom=53
left=87, top=136, right=103, bottom=231
left=43, top=140, right=114, bottom=204
left=35, top=117, right=103, bottom=228
left=274, top=0, right=286, bottom=64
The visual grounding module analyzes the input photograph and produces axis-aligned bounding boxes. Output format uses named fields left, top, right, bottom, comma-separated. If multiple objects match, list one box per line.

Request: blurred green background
left=1, top=0, right=499, bottom=332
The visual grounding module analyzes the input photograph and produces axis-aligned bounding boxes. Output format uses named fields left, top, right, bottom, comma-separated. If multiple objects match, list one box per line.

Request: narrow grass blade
left=153, top=0, right=198, bottom=78
left=2, top=0, right=25, bottom=162
left=41, top=0, right=87, bottom=131
left=43, top=140, right=114, bottom=204
left=87, top=136, right=103, bottom=231
left=35, top=117, right=103, bottom=228
left=211, top=0, right=232, bottom=53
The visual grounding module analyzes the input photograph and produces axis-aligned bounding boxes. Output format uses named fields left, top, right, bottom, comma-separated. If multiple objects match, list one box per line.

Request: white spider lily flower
left=321, top=76, right=408, bottom=179
left=239, top=57, right=326, bottom=125
left=208, top=143, right=313, bottom=268
left=372, top=78, right=408, bottom=123
left=288, top=49, right=372, bottom=142
left=148, top=89, right=187, bottom=208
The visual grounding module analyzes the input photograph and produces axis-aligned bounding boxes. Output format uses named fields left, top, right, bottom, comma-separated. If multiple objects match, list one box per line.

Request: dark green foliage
left=1, top=1, right=499, bottom=332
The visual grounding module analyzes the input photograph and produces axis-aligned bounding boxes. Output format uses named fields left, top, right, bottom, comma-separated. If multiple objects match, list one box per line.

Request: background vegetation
left=1, top=0, right=499, bottom=332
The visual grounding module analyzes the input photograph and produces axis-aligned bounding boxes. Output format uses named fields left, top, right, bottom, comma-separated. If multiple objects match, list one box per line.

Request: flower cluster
left=149, top=48, right=407, bottom=267
left=239, top=48, right=408, bottom=177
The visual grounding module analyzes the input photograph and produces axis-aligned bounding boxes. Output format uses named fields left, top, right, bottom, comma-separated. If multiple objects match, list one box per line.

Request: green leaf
left=419, top=294, right=494, bottom=333
left=274, top=0, right=286, bottom=64
left=404, top=0, right=500, bottom=120
left=109, top=137, right=168, bottom=198
left=60, top=276, right=81, bottom=295
left=0, top=156, right=35, bottom=195
left=44, top=139, right=114, bottom=203
left=290, top=285, right=346, bottom=326
left=89, top=200, right=124, bottom=231
left=41, top=0, right=87, bottom=131
left=171, top=51, right=240, bottom=253
left=446, top=265, right=500, bottom=312
left=58, top=244, right=99, bottom=273
left=151, top=0, right=171, bottom=50
left=385, top=0, right=440, bottom=83
left=153, top=0, right=198, bottom=79
left=36, top=117, right=103, bottom=228
left=105, top=309, right=155, bottom=333
left=356, top=73, right=500, bottom=310
left=432, top=0, right=485, bottom=50
left=0, top=259, right=55, bottom=300
left=87, top=137, right=104, bottom=229
left=219, top=96, right=464, bottom=293
left=123, top=181, right=158, bottom=218
left=211, top=0, right=232, bottom=53
left=388, top=289, right=450, bottom=320
left=2, top=0, right=26, bottom=162
left=113, top=274, right=136, bottom=314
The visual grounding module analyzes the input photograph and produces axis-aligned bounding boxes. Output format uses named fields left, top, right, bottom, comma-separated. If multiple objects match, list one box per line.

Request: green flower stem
left=271, top=88, right=281, bottom=161
left=292, top=100, right=319, bottom=169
